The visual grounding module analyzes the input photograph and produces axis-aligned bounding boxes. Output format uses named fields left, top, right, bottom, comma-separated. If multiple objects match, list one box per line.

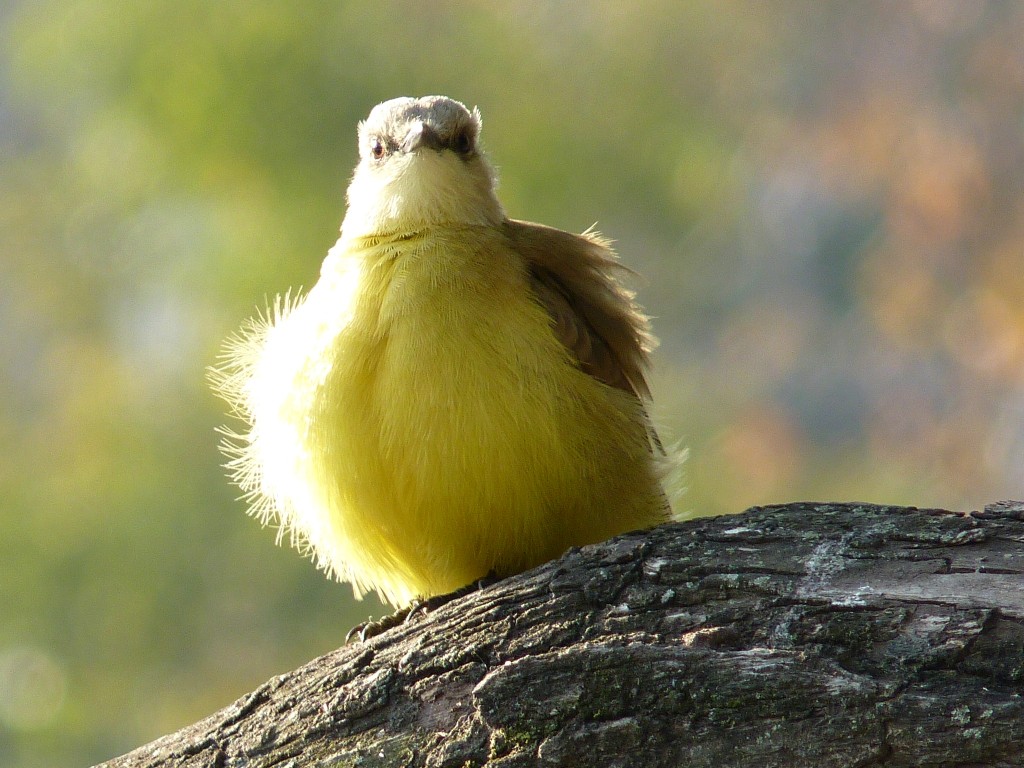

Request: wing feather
left=505, top=219, right=654, bottom=396
left=504, top=219, right=666, bottom=453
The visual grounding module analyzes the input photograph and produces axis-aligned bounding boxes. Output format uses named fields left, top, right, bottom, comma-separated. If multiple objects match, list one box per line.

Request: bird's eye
left=370, top=137, right=386, bottom=160
left=451, top=130, right=472, bottom=155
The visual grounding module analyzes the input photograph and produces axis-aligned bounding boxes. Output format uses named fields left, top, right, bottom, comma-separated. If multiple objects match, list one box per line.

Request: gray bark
left=96, top=501, right=1024, bottom=767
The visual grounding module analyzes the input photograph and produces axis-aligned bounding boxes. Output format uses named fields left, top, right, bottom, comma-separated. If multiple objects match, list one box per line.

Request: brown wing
left=505, top=219, right=666, bottom=453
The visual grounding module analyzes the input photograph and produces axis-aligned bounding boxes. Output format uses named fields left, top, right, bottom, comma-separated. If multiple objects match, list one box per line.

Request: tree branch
left=96, top=501, right=1024, bottom=767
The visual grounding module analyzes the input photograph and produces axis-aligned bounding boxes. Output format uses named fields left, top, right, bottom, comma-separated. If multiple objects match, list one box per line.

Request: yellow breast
left=235, top=226, right=667, bottom=606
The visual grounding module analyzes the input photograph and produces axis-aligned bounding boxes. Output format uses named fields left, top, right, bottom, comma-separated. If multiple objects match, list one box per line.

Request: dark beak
left=401, top=121, right=445, bottom=153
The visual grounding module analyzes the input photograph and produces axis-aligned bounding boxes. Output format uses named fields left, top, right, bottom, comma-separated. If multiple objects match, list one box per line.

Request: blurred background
left=1, top=1, right=1022, bottom=764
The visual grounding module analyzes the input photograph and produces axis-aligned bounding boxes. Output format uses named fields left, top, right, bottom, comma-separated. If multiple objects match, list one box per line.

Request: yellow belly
left=248, top=229, right=667, bottom=606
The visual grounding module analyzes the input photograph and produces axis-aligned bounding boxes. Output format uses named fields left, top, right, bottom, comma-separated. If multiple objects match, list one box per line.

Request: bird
left=212, top=95, right=685, bottom=611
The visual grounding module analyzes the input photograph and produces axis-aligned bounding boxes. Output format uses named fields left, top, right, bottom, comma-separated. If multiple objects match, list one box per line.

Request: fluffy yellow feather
left=213, top=96, right=684, bottom=608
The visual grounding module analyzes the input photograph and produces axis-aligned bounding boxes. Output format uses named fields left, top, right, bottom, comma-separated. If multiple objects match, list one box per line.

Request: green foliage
left=1, top=1, right=1021, bottom=765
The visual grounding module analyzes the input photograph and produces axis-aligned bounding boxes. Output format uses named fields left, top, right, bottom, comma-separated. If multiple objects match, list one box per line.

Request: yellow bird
left=213, top=96, right=684, bottom=609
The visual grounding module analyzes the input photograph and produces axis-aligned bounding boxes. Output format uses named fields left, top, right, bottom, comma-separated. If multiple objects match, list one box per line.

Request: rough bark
left=97, top=501, right=1024, bottom=768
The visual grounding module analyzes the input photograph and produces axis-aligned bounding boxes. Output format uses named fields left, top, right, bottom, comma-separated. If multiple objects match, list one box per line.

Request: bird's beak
left=401, top=121, right=445, bottom=153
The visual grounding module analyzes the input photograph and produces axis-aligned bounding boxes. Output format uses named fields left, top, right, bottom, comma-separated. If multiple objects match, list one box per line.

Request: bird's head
left=341, top=96, right=504, bottom=238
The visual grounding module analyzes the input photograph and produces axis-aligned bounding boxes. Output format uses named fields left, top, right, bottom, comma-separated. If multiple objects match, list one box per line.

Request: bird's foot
left=345, top=606, right=416, bottom=644
left=345, top=572, right=499, bottom=643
